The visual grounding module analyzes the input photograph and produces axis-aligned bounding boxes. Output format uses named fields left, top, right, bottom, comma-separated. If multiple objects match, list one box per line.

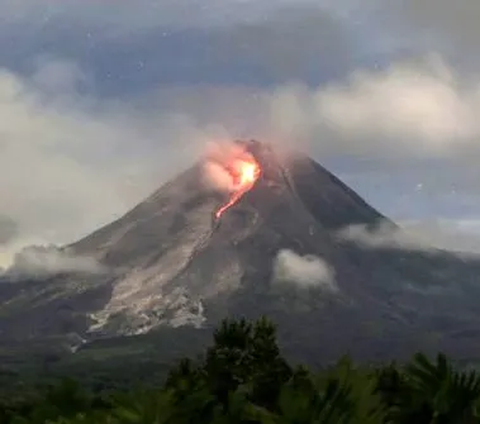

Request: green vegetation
left=1, top=317, right=480, bottom=423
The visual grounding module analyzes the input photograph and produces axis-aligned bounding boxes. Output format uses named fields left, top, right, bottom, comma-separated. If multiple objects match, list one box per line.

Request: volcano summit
left=2, top=140, right=480, bottom=364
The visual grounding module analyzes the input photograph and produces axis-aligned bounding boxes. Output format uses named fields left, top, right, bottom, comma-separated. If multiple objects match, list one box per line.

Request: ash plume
left=201, top=141, right=258, bottom=192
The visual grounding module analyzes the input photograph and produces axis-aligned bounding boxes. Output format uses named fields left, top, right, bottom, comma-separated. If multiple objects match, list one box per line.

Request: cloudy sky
left=1, top=0, right=480, bottom=266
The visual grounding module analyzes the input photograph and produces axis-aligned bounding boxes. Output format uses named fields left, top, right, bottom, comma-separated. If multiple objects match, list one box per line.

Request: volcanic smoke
left=215, top=157, right=260, bottom=218
left=203, top=143, right=261, bottom=219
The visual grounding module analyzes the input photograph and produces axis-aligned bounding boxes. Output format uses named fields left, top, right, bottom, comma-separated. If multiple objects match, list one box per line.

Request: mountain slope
left=67, top=140, right=392, bottom=336
left=1, top=140, right=480, bottom=364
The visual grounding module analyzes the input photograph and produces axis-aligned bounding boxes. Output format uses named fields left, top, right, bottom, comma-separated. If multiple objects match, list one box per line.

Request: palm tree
left=396, top=352, right=480, bottom=423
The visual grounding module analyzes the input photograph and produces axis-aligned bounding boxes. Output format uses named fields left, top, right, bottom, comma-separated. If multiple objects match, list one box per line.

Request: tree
left=393, top=352, right=480, bottom=423
left=203, top=317, right=291, bottom=410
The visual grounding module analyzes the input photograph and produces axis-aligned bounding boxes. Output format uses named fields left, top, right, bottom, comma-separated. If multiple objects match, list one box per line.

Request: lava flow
left=215, top=156, right=261, bottom=219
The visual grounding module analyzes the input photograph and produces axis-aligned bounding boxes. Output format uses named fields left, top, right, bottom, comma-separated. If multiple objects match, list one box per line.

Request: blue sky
left=1, top=0, right=480, bottom=265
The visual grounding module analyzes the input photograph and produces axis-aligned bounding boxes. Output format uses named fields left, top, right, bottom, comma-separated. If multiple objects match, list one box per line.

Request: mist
left=2, top=244, right=105, bottom=278
left=272, top=249, right=337, bottom=290
left=337, top=219, right=480, bottom=257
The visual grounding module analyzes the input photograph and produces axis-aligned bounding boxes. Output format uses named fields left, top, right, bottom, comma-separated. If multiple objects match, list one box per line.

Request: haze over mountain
left=1, top=140, right=480, bottom=365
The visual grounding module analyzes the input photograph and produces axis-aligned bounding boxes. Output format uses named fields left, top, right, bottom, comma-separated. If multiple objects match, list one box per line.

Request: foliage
left=1, top=317, right=480, bottom=423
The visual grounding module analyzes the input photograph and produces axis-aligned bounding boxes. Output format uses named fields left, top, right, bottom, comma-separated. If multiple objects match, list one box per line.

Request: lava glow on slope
left=215, top=155, right=261, bottom=219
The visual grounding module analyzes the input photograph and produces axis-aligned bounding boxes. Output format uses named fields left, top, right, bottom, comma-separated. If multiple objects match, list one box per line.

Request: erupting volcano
left=4, top=139, right=480, bottom=367
left=214, top=155, right=261, bottom=219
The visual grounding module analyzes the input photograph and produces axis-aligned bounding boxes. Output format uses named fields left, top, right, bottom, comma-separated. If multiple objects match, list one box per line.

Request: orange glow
left=215, top=157, right=261, bottom=219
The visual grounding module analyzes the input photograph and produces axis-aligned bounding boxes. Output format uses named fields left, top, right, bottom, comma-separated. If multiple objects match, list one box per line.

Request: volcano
left=2, top=140, right=480, bottom=365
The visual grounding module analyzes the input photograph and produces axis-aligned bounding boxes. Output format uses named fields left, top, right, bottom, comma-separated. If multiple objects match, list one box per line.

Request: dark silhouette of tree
left=201, top=317, right=291, bottom=410
left=394, top=352, right=480, bottom=424
left=2, top=318, right=480, bottom=424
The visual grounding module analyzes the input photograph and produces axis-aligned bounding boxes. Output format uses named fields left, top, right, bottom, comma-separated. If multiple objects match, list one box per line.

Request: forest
left=1, top=317, right=480, bottom=424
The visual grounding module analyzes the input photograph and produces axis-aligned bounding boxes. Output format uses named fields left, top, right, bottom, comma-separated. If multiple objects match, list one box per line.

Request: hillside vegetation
left=1, top=317, right=480, bottom=423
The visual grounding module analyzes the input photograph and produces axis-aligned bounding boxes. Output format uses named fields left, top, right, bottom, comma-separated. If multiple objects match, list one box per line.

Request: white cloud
left=272, top=249, right=337, bottom=290
left=318, top=57, right=478, bottom=144
left=119, top=55, right=480, bottom=162
left=265, top=55, right=480, bottom=158
left=0, top=59, right=229, bottom=267
left=336, top=219, right=480, bottom=257
left=5, top=244, right=105, bottom=278
left=0, top=64, right=136, bottom=250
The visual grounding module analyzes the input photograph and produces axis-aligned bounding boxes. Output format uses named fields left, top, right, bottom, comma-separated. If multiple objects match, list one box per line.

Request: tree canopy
left=1, top=317, right=480, bottom=423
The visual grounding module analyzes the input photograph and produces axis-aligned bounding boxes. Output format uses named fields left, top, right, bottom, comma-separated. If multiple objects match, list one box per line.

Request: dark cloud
left=0, top=4, right=356, bottom=95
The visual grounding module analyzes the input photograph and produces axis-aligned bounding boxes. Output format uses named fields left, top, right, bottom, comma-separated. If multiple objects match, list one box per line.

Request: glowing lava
left=215, top=157, right=261, bottom=219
